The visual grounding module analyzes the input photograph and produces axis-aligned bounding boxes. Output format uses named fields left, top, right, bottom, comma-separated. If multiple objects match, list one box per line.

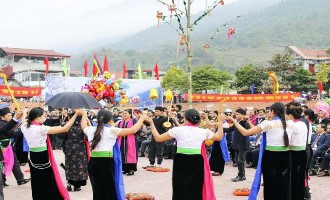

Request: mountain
left=70, top=0, right=330, bottom=73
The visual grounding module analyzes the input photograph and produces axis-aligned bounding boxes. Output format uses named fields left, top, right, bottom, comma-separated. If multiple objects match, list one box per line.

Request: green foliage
left=234, top=64, right=267, bottom=94
left=316, top=62, right=330, bottom=83
left=191, top=65, right=232, bottom=93
left=161, top=66, right=187, bottom=91
left=326, top=48, right=330, bottom=56
left=286, top=67, right=317, bottom=92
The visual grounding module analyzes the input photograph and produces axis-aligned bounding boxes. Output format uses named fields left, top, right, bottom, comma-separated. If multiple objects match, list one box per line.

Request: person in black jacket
left=143, top=106, right=168, bottom=168
left=224, top=108, right=250, bottom=182
left=0, top=107, right=30, bottom=186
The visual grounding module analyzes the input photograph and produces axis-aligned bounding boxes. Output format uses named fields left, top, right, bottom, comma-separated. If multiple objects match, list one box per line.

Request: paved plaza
left=4, top=150, right=328, bottom=200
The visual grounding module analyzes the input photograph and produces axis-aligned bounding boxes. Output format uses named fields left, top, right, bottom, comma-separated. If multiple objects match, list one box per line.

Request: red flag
left=83, top=59, right=88, bottom=77
left=122, top=62, right=127, bottom=79
left=154, top=63, right=159, bottom=80
left=44, top=57, right=49, bottom=76
left=103, top=54, right=109, bottom=72
left=318, top=80, right=323, bottom=93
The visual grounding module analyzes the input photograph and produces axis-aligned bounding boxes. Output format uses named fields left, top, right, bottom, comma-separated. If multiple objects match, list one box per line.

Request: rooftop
left=0, top=47, right=70, bottom=58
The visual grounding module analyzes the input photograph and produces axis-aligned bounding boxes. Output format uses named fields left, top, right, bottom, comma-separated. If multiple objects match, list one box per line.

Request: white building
left=0, top=47, right=81, bottom=87
left=284, top=46, right=330, bottom=73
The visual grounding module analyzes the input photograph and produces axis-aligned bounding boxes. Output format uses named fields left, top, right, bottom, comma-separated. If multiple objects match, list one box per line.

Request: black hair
left=286, top=105, right=303, bottom=119
left=91, top=110, right=113, bottom=150
left=148, top=110, right=155, bottom=116
left=184, top=109, right=200, bottom=125
left=303, top=109, right=317, bottom=122
left=258, top=109, right=266, bottom=113
left=270, top=102, right=289, bottom=147
left=319, top=123, right=327, bottom=131
left=123, top=109, right=133, bottom=118
left=176, top=104, right=182, bottom=110
left=27, top=107, right=45, bottom=128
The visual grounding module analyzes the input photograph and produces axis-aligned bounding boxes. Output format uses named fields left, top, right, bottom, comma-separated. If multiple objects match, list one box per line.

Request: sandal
left=212, top=172, right=221, bottom=176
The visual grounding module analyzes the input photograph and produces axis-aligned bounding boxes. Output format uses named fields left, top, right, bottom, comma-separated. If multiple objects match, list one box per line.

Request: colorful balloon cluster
left=81, top=71, right=129, bottom=105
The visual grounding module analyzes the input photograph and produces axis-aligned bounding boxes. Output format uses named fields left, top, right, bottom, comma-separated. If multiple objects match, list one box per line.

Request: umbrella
left=46, top=92, right=102, bottom=109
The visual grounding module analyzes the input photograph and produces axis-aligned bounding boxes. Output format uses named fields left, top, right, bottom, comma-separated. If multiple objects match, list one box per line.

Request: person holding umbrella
left=21, top=107, right=82, bottom=200
left=80, top=109, right=148, bottom=200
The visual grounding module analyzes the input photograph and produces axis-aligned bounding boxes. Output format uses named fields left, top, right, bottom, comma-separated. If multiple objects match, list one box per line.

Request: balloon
left=113, top=83, right=120, bottom=90
left=115, top=96, right=122, bottom=103
left=150, top=89, right=158, bottom=100
left=103, top=71, right=111, bottom=79
left=106, top=79, right=112, bottom=85
left=165, top=89, right=174, bottom=101
left=131, top=96, right=140, bottom=104
left=119, top=96, right=129, bottom=105
left=119, top=83, right=126, bottom=89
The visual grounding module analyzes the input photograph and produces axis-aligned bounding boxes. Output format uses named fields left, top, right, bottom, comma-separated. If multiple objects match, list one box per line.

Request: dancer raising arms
left=80, top=109, right=147, bottom=200
left=21, top=107, right=82, bottom=200
left=146, top=109, right=225, bottom=200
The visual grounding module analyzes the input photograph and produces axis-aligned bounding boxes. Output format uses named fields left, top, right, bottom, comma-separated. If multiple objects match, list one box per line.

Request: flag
left=276, top=81, right=280, bottom=94
left=92, top=60, right=100, bottom=77
left=154, top=63, right=159, bottom=80
left=44, top=57, right=49, bottom=76
left=250, top=84, right=255, bottom=94
left=83, top=59, right=88, bottom=77
left=93, top=53, right=102, bottom=77
left=318, top=80, right=323, bottom=93
left=103, top=54, right=109, bottom=72
left=62, top=58, right=69, bottom=77
left=137, top=62, right=142, bottom=79
left=220, top=85, right=224, bottom=94
left=122, top=62, right=127, bottom=79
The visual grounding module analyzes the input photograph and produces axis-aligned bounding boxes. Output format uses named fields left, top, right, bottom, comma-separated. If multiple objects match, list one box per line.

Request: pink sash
left=118, top=119, right=137, bottom=163
left=201, top=142, right=216, bottom=200
left=2, top=145, right=14, bottom=176
left=47, top=136, right=70, bottom=200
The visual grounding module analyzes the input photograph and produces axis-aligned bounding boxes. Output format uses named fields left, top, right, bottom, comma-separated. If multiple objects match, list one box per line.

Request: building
left=0, top=47, right=81, bottom=87
left=284, top=46, right=330, bottom=73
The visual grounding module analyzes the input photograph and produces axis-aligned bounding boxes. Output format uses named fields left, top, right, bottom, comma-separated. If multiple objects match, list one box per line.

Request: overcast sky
left=0, top=0, right=238, bottom=53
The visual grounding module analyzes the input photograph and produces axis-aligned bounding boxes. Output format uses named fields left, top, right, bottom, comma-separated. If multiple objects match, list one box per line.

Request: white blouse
left=21, top=124, right=50, bottom=148
left=168, top=126, right=215, bottom=149
left=290, top=120, right=308, bottom=147
left=258, top=119, right=294, bottom=147
left=83, top=126, right=122, bottom=152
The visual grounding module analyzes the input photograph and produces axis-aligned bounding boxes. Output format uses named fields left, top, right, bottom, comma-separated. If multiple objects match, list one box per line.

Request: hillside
left=70, top=0, right=330, bottom=73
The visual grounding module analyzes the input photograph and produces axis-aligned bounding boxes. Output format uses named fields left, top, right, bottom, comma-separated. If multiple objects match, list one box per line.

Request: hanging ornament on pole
left=168, top=4, right=176, bottom=24
left=156, top=11, right=164, bottom=28
left=227, top=27, right=236, bottom=39
left=177, top=33, right=186, bottom=57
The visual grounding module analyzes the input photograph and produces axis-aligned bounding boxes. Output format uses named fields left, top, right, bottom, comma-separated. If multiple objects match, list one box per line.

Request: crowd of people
left=0, top=100, right=329, bottom=200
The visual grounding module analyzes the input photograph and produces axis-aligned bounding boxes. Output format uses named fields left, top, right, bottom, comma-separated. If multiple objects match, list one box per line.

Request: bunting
left=154, top=63, right=159, bottom=80
left=137, top=62, right=142, bottom=79
left=83, top=59, right=88, bottom=77
left=103, top=54, right=109, bottom=72
left=122, top=62, right=127, bottom=79
left=62, top=58, right=69, bottom=77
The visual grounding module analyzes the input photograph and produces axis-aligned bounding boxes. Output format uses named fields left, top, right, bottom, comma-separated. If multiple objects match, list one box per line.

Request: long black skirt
left=88, top=157, right=117, bottom=200
left=262, top=150, right=291, bottom=200
left=291, top=150, right=307, bottom=200
left=209, top=141, right=225, bottom=174
left=29, top=151, right=63, bottom=200
left=172, top=153, right=204, bottom=200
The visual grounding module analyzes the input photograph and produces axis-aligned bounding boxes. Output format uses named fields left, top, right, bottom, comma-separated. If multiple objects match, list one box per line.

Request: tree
left=234, top=64, right=267, bottom=94
left=161, top=66, right=187, bottom=91
left=191, top=65, right=232, bottom=93
left=326, top=48, right=330, bottom=56
left=156, top=0, right=225, bottom=108
left=286, top=67, right=317, bottom=92
left=268, top=53, right=295, bottom=86
left=316, top=62, right=330, bottom=92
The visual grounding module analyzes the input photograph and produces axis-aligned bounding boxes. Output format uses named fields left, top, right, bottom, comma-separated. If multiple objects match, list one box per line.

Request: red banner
left=184, top=93, right=301, bottom=102
left=0, top=85, right=42, bottom=97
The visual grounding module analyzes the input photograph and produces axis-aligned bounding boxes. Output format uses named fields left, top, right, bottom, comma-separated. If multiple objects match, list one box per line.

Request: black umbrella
left=46, top=92, right=102, bottom=109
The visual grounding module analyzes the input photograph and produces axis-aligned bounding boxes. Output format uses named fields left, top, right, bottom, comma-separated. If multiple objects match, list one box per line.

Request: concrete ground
left=4, top=150, right=329, bottom=200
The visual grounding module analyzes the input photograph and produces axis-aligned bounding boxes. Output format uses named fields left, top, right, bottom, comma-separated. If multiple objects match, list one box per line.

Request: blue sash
left=248, top=132, right=266, bottom=200
left=249, top=117, right=280, bottom=200
left=220, top=136, right=230, bottom=162
left=104, top=124, right=125, bottom=200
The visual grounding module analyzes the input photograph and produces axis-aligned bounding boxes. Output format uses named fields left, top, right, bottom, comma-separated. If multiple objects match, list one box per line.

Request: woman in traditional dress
left=80, top=109, right=147, bottom=200
left=63, top=115, right=89, bottom=192
left=226, top=102, right=294, bottom=200
left=21, top=107, right=81, bottom=200
left=118, top=109, right=138, bottom=175
left=286, top=105, right=308, bottom=200
left=146, top=109, right=224, bottom=200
